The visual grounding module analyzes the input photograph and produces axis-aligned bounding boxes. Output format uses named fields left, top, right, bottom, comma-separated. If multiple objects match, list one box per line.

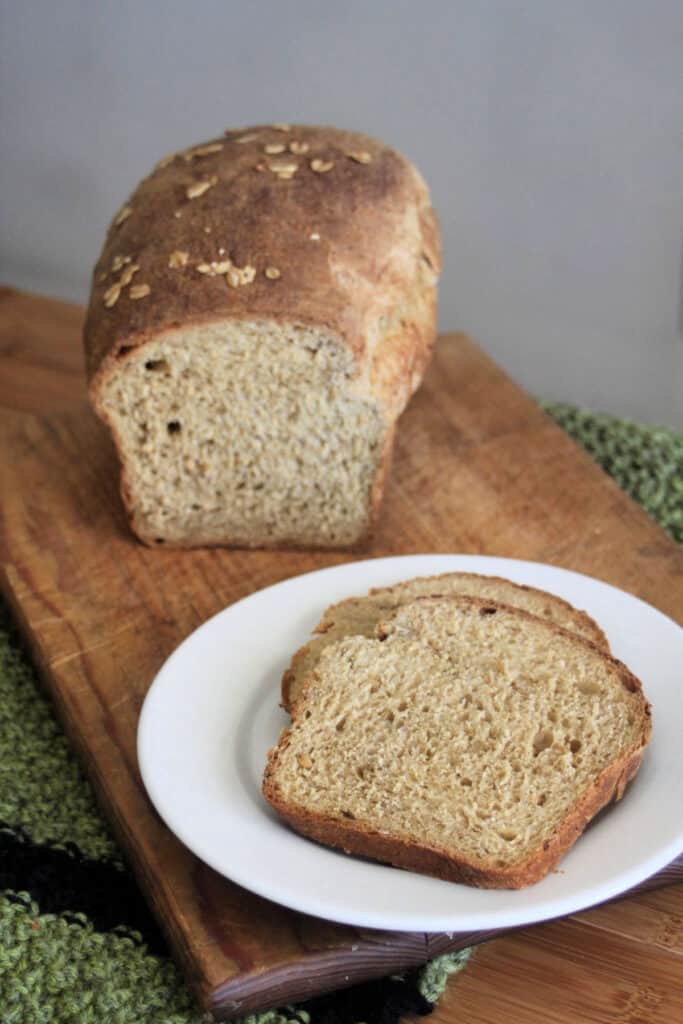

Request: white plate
left=137, top=554, right=683, bottom=933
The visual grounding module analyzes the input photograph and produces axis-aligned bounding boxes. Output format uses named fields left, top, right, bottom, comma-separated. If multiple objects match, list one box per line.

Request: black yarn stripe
left=0, top=823, right=438, bottom=1022
left=296, top=969, right=435, bottom=1024
left=0, top=822, right=167, bottom=955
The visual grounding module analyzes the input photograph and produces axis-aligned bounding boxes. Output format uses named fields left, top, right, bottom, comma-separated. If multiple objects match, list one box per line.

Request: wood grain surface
left=0, top=286, right=681, bottom=1022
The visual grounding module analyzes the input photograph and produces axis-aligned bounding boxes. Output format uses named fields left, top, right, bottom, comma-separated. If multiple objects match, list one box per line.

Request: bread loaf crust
left=84, top=124, right=439, bottom=413
left=83, top=125, right=439, bottom=548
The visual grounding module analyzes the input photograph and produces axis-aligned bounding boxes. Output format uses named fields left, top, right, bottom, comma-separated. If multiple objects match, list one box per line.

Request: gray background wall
left=1, top=0, right=681, bottom=426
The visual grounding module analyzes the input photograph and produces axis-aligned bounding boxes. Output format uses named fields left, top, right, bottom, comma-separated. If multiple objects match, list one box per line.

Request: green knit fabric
left=0, top=895, right=209, bottom=1024
left=541, top=402, right=683, bottom=545
left=0, top=403, right=680, bottom=1023
left=0, top=619, right=120, bottom=865
left=416, top=950, right=472, bottom=1002
left=0, top=890, right=471, bottom=1024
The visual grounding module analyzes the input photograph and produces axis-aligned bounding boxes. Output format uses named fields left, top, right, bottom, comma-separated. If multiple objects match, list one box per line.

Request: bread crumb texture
left=265, top=596, right=650, bottom=886
left=101, top=322, right=383, bottom=546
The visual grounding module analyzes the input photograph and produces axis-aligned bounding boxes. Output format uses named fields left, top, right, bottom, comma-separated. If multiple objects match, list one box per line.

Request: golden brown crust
left=280, top=572, right=610, bottom=711
left=265, top=596, right=651, bottom=889
left=84, top=124, right=438, bottom=395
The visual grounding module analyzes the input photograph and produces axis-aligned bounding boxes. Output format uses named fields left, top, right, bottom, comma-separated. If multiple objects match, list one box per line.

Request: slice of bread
left=264, top=596, right=651, bottom=889
left=281, top=572, right=609, bottom=712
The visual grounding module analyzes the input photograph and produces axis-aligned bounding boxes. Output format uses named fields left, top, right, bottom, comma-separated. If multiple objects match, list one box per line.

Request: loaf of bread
left=264, top=596, right=651, bottom=888
left=281, top=571, right=609, bottom=711
left=82, top=125, right=440, bottom=548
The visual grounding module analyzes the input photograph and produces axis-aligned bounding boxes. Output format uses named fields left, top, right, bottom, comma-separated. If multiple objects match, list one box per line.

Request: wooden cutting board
left=1, top=288, right=682, bottom=1022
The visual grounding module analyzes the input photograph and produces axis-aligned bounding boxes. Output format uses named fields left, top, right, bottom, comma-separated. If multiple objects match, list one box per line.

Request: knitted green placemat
left=1, top=403, right=681, bottom=1024
left=540, top=402, right=683, bottom=545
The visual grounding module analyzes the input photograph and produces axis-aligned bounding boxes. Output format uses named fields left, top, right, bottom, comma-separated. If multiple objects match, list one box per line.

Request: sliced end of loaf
left=265, top=596, right=651, bottom=888
left=94, top=319, right=386, bottom=548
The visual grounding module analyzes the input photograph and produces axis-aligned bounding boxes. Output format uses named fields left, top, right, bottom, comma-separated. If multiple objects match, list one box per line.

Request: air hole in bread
left=577, top=679, right=601, bottom=697
left=480, top=606, right=497, bottom=615
left=341, top=809, right=355, bottom=819
left=532, top=729, right=554, bottom=756
left=537, top=792, right=547, bottom=806
left=335, top=717, right=346, bottom=732
left=569, top=739, right=582, bottom=754
left=499, top=829, right=517, bottom=841
left=154, top=537, right=165, bottom=544
left=167, top=421, right=182, bottom=434
left=117, top=345, right=133, bottom=358
left=461, top=777, right=473, bottom=787
left=145, top=359, right=169, bottom=372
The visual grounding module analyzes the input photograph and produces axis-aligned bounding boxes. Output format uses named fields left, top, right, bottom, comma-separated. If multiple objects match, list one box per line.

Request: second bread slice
left=264, top=596, right=651, bottom=889
left=281, top=572, right=609, bottom=712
